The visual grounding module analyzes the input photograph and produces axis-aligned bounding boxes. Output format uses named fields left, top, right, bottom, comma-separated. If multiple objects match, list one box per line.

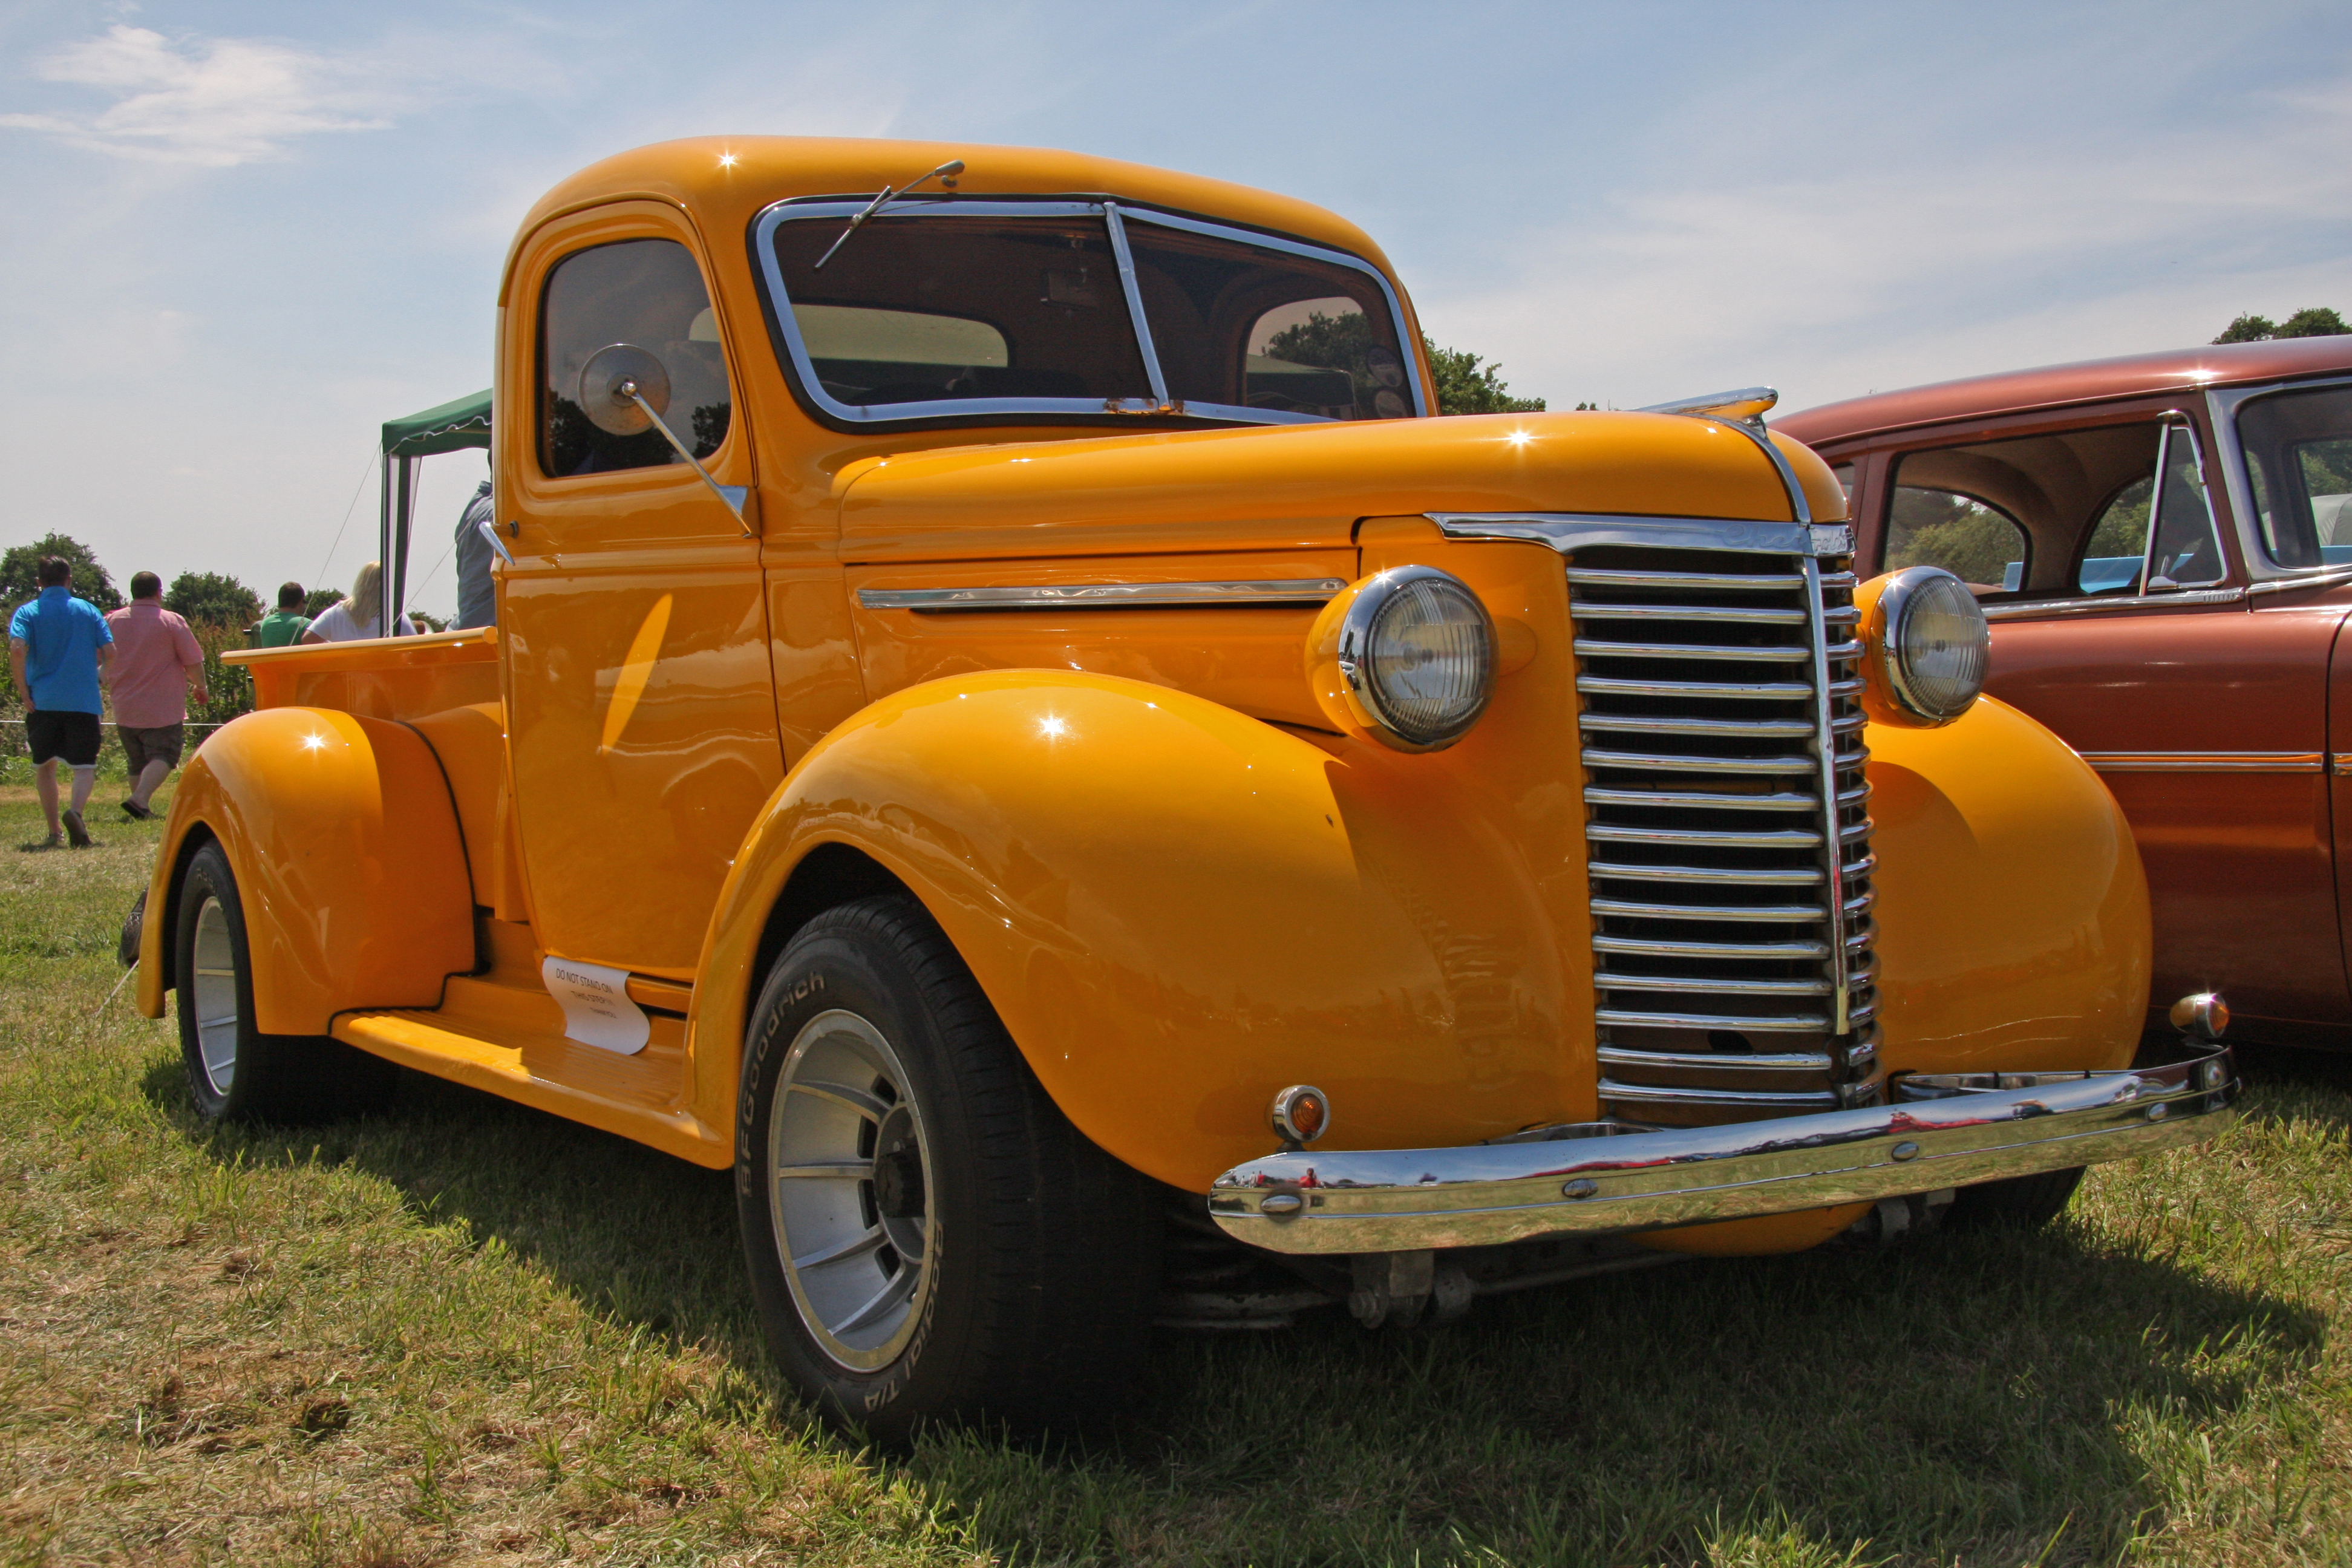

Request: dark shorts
left=120, top=723, right=185, bottom=774
left=25, top=709, right=102, bottom=768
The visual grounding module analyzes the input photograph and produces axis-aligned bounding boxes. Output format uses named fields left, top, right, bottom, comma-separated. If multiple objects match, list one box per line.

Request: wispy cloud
left=0, top=25, right=391, bottom=166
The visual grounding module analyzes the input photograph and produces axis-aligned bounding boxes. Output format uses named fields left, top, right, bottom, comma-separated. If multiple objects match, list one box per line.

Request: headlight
left=1867, top=566, right=1990, bottom=726
left=1309, top=566, right=1496, bottom=751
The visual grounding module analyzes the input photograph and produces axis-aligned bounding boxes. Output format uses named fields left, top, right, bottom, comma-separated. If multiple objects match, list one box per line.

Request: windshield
left=2235, top=384, right=2352, bottom=569
left=756, top=198, right=1422, bottom=427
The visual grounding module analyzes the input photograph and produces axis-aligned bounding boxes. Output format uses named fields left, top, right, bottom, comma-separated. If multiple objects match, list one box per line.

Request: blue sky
left=2, top=1, right=2347, bottom=616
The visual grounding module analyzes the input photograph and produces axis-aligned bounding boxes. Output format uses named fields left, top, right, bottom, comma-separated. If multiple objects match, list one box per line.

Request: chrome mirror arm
left=619, top=380, right=753, bottom=537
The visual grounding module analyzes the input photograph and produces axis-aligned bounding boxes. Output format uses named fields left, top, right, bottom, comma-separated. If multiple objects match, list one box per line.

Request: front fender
left=136, top=707, right=477, bottom=1034
left=1869, top=694, right=2151, bottom=1076
left=693, top=671, right=1578, bottom=1194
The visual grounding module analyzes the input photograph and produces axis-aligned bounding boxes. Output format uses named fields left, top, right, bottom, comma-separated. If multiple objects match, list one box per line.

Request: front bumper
left=1207, top=1045, right=2236, bottom=1255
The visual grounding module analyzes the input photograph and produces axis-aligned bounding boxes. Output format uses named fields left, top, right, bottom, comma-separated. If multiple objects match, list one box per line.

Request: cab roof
left=1778, top=335, right=2352, bottom=448
left=508, top=136, right=1402, bottom=301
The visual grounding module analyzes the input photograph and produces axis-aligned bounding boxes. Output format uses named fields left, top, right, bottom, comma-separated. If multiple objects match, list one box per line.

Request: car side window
left=540, top=238, right=731, bottom=478
left=1886, top=486, right=2028, bottom=591
left=2076, top=421, right=2227, bottom=592
left=2235, top=384, right=2352, bottom=568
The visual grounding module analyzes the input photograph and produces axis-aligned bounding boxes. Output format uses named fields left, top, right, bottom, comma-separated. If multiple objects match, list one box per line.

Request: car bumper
left=1207, top=1045, right=2236, bottom=1255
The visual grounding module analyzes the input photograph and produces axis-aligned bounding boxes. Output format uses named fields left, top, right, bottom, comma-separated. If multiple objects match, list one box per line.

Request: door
left=498, top=204, right=782, bottom=977
left=1873, top=406, right=2348, bottom=1025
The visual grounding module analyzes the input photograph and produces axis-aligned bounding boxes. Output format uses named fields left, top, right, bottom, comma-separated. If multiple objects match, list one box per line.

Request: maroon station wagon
left=1780, top=337, right=2352, bottom=1049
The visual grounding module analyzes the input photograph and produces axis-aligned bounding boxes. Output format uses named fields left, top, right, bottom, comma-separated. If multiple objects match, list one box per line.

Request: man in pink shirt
left=104, top=572, right=209, bottom=821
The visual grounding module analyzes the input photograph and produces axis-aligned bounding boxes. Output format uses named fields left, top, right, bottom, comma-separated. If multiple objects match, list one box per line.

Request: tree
left=163, top=571, right=261, bottom=629
left=0, top=533, right=121, bottom=613
left=305, top=587, right=344, bottom=617
left=1424, top=337, right=1546, bottom=415
left=2214, top=307, right=2347, bottom=344
left=1255, top=310, right=1552, bottom=416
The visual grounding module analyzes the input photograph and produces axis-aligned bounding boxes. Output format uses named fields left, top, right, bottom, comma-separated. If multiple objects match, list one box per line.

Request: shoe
left=122, top=799, right=153, bottom=821
left=61, top=808, right=90, bottom=848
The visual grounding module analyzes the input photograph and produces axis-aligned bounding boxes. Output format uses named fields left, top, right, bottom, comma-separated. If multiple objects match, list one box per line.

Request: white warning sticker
left=541, top=954, right=650, bottom=1055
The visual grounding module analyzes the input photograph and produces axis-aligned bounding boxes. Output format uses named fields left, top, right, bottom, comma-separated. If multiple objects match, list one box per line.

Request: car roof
left=503, top=136, right=1400, bottom=304
left=1777, top=336, right=2352, bottom=448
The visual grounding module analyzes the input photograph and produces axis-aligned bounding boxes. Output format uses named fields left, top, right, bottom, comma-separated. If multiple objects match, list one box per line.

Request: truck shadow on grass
left=149, top=1058, right=2330, bottom=1566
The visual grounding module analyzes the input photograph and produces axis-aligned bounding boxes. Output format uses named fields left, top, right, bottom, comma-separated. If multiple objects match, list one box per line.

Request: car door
left=498, top=203, right=782, bottom=978
left=1866, top=403, right=2347, bottom=1028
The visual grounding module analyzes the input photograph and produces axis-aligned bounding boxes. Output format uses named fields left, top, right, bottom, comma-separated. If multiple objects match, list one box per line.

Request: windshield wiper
left=811, top=158, right=964, bottom=270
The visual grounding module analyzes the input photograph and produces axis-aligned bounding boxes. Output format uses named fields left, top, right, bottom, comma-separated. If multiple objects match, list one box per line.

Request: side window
left=2235, top=384, right=2352, bottom=568
left=2069, top=420, right=2225, bottom=593
left=1886, top=485, right=2028, bottom=592
left=540, top=238, right=731, bottom=478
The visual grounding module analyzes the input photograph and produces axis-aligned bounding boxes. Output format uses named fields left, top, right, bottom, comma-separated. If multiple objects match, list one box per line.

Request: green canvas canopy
left=382, top=389, right=492, bottom=459
left=376, top=390, right=492, bottom=632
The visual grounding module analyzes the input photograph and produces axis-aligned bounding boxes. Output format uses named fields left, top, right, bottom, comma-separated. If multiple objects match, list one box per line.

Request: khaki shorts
left=119, top=723, right=185, bottom=774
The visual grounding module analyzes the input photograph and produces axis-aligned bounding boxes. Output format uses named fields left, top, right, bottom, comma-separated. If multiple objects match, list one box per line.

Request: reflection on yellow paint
left=600, top=593, right=673, bottom=755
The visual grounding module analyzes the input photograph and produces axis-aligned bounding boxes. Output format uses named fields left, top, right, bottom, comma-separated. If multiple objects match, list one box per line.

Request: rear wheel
left=736, top=894, right=1157, bottom=1441
left=174, top=842, right=398, bottom=1123
left=1945, top=1166, right=2085, bottom=1231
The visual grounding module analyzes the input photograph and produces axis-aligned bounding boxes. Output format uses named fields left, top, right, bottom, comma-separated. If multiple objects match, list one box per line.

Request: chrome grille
left=1571, top=544, right=1879, bottom=1122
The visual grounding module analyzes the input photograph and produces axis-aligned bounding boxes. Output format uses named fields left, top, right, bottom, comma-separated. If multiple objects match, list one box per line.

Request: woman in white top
left=302, top=562, right=418, bottom=642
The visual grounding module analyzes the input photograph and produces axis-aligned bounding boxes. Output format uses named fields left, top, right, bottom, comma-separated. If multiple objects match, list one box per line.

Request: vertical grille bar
left=1800, top=555, right=1850, bottom=1035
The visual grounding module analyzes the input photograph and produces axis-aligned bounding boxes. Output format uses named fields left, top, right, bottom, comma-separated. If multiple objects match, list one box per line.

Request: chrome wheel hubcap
left=190, top=895, right=239, bottom=1097
left=766, top=1008, right=935, bottom=1371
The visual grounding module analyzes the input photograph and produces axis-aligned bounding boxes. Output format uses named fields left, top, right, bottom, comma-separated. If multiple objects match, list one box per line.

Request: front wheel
left=174, top=841, right=398, bottom=1123
left=736, top=895, right=1157, bottom=1441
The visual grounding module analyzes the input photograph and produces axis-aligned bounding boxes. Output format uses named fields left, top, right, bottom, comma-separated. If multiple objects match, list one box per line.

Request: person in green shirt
left=252, top=581, right=312, bottom=648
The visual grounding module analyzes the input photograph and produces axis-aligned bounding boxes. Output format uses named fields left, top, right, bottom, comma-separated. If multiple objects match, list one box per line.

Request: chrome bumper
left=1207, top=1047, right=2236, bottom=1255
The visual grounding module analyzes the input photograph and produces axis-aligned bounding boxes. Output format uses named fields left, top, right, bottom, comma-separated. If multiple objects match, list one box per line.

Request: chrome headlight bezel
left=1331, top=566, right=1497, bottom=753
left=1873, top=565, right=1990, bottom=726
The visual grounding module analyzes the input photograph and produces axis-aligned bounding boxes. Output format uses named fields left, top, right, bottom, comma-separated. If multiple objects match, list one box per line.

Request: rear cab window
left=754, top=198, right=1423, bottom=429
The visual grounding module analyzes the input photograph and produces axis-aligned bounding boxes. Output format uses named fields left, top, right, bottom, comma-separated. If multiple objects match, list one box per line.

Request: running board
left=335, top=986, right=727, bottom=1167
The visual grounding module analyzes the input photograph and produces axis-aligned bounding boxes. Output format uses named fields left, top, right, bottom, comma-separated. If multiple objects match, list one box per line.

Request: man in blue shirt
left=8, top=556, right=114, bottom=848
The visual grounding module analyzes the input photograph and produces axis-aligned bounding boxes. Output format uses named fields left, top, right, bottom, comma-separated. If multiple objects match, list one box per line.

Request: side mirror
left=577, top=343, right=673, bottom=436
left=573, top=343, right=748, bottom=535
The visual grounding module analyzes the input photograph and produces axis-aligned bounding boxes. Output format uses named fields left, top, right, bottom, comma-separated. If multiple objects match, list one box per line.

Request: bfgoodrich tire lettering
left=736, top=894, right=1158, bottom=1440
left=172, top=841, right=399, bottom=1124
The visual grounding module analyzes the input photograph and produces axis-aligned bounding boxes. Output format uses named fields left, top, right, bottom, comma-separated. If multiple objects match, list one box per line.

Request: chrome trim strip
left=1099, top=202, right=1169, bottom=407
left=1596, top=1045, right=1832, bottom=1071
left=1593, top=933, right=1829, bottom=960
left=2078, top=750, right=2325, bottom=773
left=1589, top=861, right=1823, bottom=886
left=1575, top=638, right=1814, bottom=663
left=1801, top=556, right=1852, bottom=1034
left=1597, top=1007, right=1831, bottom=1031
left=856, top=578, right=1347, bottom=612
left=751, top=195, right=1428, bottom=426
left=1563, top=566, right=1805, bottom=592
left=1981, top=587, right=2244, bottom=620
left=1207, top=1048, right=2237, bottom=1254
left=2249, top=568, right=2352, bottom=597
left=1599, top=1079, right=1842, bottom=1109
left=1429, top=512, right=1854, bottom=559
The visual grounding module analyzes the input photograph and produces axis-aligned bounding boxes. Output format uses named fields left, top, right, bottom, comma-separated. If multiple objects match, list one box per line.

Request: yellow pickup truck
left=134, top=137, right=2234, bottom=1437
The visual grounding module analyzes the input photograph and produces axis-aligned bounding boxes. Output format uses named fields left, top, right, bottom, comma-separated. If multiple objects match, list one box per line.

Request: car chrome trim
left=1206, top=1047, right=2237, bottom=1254
left=752, top=195, right=1428, bottom=427
left=1598, top=1079, right=1844, bottom=1109
left=1981, top=587, right=2245, bottom=619
left=2077, top=750, right=2326, bottom=773
left=1098, top=202, right=1170, bottom=407
left=1634, top=388, right=1817, bottom=526
left=1596, top=1045, right=1834, bottom=1071
left=1430, top=512, right=1854, bottom=559
left=856, top=578, right=1348, bottom=612
left=2249, top=568, right=2352, bottom=597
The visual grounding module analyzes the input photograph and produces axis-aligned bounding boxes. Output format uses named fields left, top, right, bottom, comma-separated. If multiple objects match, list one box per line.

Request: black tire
left=174, top=841, right=399, bottom=1124
left=736, top=894, right=1158, bottom=1442
left=1944, top=1166, right=2085, bottom=1232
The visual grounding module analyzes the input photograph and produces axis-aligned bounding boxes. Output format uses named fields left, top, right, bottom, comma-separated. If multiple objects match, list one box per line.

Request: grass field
left=2, top=782, right=2348, bottom=1567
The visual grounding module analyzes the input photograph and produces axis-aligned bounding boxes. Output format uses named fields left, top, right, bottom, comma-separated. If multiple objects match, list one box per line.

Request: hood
left=835, top=410, right=1843, bottom=563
